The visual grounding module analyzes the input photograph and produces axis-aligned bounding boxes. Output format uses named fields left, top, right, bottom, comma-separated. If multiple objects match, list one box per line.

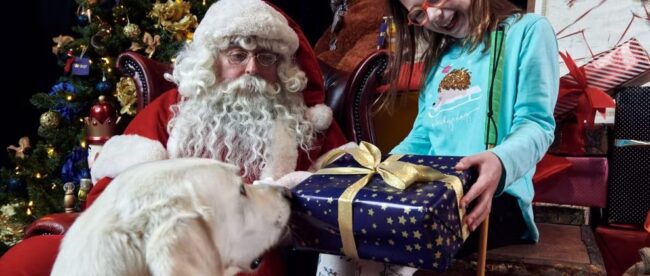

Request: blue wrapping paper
left=290, top=154, right=476, bottom=271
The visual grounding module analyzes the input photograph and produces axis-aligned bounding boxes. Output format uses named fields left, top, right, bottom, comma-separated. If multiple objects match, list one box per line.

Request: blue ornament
left=7, top=178, right=25, bottom=193
left=77, top=15, right=89, bottom=26
left=95, top=81, right=112, bottom=93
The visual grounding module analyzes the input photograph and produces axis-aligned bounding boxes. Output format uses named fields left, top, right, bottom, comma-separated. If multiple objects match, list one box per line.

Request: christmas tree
left=0, top=0, right=217, bottom=253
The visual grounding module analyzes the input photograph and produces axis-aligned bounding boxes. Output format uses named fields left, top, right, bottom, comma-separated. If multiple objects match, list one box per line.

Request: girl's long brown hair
left=379, top=0, right=522, bottom=111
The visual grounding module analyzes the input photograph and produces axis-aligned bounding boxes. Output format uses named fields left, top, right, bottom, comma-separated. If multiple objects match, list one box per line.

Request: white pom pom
left=306, top=104, right=333, bottom=131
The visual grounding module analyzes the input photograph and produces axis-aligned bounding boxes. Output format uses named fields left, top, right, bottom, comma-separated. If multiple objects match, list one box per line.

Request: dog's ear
left=146, top=213, right=224, bottom=276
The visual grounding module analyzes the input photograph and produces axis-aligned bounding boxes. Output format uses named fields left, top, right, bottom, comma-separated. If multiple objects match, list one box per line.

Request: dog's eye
left=250, top=257, right=262, bottom=270
left=239, top=184, right=247, bottom=197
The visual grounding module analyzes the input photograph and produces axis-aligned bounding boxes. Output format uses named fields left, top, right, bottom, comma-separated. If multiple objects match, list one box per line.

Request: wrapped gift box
left=533, top=157, right=608, bottom=208
left=607, top=86, right=650, bottom=224
left=290, top=144, right=476, bottom=272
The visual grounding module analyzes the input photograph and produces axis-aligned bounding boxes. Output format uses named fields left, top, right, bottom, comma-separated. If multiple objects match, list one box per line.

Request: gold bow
left=143, top=32, right=161, bottom=58
left=315, top=141, right=469, bottom=259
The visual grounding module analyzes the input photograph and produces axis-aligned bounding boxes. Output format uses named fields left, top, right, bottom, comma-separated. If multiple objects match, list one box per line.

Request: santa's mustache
left=217, top=75, right=281, bottom=98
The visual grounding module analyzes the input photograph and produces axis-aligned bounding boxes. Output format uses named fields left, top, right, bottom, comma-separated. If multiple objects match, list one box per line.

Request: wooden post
left=476, top=215, right=489, bottom=276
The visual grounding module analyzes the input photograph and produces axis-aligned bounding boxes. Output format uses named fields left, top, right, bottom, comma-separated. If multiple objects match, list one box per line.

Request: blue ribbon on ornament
left=61, top=147, right=90, bottom=186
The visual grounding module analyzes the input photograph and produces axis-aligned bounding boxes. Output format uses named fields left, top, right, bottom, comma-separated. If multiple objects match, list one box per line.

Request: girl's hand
left=455, top=151, right=503, bottom=231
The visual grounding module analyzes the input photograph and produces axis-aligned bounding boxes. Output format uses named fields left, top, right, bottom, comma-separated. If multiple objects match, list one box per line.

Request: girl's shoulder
left=505, top=13, right=554, bottom=35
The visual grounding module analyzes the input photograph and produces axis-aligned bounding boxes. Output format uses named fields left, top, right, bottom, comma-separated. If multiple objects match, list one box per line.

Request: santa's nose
left=245, top=57, right=260, bottom=75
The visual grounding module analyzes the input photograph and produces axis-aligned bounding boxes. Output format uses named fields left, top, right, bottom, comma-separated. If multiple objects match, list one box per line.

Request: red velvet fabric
left=595, top=224, right=650, bottom=276
left=0, top=235, right=61, bottom=276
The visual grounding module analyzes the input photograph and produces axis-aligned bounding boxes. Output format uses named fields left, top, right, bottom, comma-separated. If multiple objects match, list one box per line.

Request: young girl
left=317, top=0, right=558, bottom=274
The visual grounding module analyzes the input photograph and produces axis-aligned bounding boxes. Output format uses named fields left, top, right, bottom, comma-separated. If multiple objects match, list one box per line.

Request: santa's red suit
left=0, top=1, right=347, bottom=274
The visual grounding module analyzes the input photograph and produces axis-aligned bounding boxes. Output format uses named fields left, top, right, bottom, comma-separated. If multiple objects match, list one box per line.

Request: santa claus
left=0, top=0, right=347, bottom=275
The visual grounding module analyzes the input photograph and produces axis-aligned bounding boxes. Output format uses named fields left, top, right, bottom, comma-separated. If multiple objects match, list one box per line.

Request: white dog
left=51, top=158, right=291, bottom=276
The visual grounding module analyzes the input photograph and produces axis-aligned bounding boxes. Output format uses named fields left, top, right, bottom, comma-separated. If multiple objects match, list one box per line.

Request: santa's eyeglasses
left=222, top=48, right=279, bottom=67
left=407, top=0, right=442, bottom=26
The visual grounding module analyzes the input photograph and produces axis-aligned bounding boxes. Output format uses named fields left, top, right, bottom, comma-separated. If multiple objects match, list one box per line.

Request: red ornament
left=84, top=95, right=118, bottom=145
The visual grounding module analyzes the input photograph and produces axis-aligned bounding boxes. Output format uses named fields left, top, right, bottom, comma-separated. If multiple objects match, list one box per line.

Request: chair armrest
left=319, top=60, right=350, bottom=130
left=116, top=51, right=176, bottom=112
left=24, top=213, right=80, bottom=239
left=340, top=50, right=390, bottom=143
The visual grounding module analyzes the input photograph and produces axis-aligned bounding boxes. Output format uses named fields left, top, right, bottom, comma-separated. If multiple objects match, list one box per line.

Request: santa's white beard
left=167, top=75, right=314, bottom=180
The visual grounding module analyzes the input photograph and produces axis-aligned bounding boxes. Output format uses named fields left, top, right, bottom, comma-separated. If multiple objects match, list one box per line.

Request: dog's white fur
left=52, top=158, right=291, bottom=276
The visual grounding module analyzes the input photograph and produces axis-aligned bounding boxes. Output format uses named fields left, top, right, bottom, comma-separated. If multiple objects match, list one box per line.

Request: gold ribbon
left=315, top=141, right=469, bottom=259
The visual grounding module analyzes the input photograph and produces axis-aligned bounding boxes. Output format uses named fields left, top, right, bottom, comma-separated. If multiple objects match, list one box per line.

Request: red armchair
left=23, top=50, right=392, bottom=238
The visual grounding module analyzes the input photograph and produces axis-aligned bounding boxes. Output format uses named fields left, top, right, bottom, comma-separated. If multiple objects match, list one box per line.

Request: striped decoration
left=554, top=38, right=650, bottom=120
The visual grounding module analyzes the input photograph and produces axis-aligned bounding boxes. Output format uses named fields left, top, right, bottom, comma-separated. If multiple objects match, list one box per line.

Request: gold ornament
left=149, top=0, right=198, bottom=41
left=40, top=111, right=61, bottom=128
left=6, top=136, right=31, bottom=159
left=115, top=77, right=138, bottom=115
left=51, top=35, right=74, bottom=55
left=123, top=23, right=142, bottom=40
left=78, top=178, right=93, bottom=203
left=143, top=32, right=161, bottom=58
left=0, top=204, right=25, bottom=248
left=438, top=68, right=471, bottom=92
left=63, top=182, right=76, bottom=213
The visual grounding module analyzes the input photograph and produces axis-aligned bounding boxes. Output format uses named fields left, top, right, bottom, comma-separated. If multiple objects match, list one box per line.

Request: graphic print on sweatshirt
left=427, top=64, right=483, bottom=121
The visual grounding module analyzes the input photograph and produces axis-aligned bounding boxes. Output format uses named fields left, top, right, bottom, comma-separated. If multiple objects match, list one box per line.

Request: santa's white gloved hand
left=252, top=171, right=312, bottom=190
left=275, top=171, right=313, bottom=190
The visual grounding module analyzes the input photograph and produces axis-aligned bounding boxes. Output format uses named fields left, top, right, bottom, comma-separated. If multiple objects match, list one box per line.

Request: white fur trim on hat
left=193, top=0, right=298, bottom=57
left=307, top=104, right=333, bottom=131
left=90, top=135, right=168, bottom=184
left=259, top=120, right=298, bottom=180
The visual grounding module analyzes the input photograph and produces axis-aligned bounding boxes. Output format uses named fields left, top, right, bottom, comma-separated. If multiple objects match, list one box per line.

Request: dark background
left=0, top=0, right=527, bottom=168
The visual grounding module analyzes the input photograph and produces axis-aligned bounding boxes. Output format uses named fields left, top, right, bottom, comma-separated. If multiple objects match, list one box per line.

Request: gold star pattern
left=371, top=193, right=378, bottom=198
left=391, top=229, right=397, bottom=234
left=427, top=243, right=433, bottom=249
left=327, top=197, right=333, bottom=204
left=404, top=207, right=411, bottom=214
left=435, top=251, right=442, bottom=259
left=406, top=245, right=413, bottom=252
left=400, top=197, right=408, bottom=202
left=414, top=244, right=422, bottom=251
left=361, top=229, right=367, bottom=234
left=372, top=223, right=377, bottom=229
left=436, top=236, right=443, bottom=246
left=427, top=193, right=434, bottom=197
left=368, top=209, right=375, bottom=216
left=413, top=231, right=422, bottom=239
left=388, top=239, right=395, bottom=245
left=410, top=217, right=417, bottom=224
left=387, top=195, right=394, bottom=200
left=402, top=231, right=409, bottom=238
left=398, top=216, right=407, bottom=225
left=381, top=204, right=388, bottom=210
left=417, top=159, right=424, bottom=163
left=432, top=223, right=438, bottom=230
left=387, top=217, right=394, bottom=224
